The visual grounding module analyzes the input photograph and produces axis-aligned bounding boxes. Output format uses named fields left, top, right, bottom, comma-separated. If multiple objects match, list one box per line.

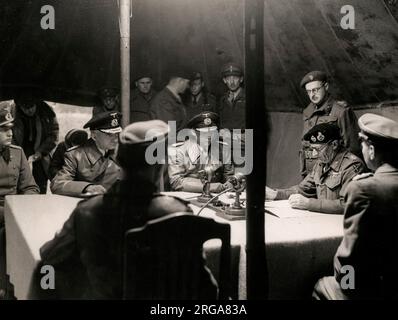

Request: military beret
left=221, top=62, right=243, bottom=77
left=0, top=106, right=14, bottom=128
left=358, top=113, right=398, bottom=142
left=303, top=122, right=341, bottom=144
left=117, top=120, right=169, bottom=168
left=187, top=111, right=220, bottom=129
left=300, top=71, right=328, bottom=88
left=97, top=87, right=119, bottom=99
left=83, top=111, right=122, bottom=133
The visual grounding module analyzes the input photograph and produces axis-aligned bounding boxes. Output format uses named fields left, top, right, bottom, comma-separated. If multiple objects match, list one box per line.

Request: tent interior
left=1, top=0, right=398, bottom=187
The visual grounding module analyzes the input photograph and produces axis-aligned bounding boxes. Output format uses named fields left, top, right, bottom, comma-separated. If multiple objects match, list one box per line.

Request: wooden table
left=4, top=193, right=343, bottom=300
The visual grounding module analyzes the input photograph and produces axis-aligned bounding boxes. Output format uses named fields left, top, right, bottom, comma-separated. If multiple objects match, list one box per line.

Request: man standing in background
left=13, top=90, right=59, bottom=194
left=299, top=71, right=360, bottom=177
left=183, top=72, right=217, bottom=121
left=130, top=74, right=157, bottom=123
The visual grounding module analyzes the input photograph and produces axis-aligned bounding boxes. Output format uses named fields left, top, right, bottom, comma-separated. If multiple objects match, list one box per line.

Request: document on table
left=264, top=200, right=323, bottom=218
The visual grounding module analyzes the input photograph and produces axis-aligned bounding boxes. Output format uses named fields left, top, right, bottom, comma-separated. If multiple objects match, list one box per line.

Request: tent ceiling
left=1, top=0, right=397, bottom=110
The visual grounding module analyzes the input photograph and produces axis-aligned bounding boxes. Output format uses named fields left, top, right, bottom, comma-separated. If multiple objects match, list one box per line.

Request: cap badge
left=309, top=75, right=314, bottom=81
left=310, top=135, right=317, bottom=143
left=204, top=118, right=212, bottom=126
left=111, top=118, right=119, bottom=127
left=317, top=132, right=325, bottom=142
left=5, top=112, right=13, bottom=121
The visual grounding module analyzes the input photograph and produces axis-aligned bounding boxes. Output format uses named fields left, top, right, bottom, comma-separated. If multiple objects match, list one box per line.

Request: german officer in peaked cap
left=0, top=107, right=39, bottom=299
left=168, top=111, right=234, bottom=193
left=39, top=120, right=217, bottom=299
left=299, top=70, right=361, bottom=178
left=50, top=111, right=123, bottom=197
left=266, top=122, right=365, bottom=214
left=314, top=114, right=398, bottom=299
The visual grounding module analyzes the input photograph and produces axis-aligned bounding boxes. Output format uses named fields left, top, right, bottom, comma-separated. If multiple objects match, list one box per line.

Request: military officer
left=218, top=62, right=245, bottom=131
left=93, top=87, right=120, bottom=115
left=300, top=71, right=361, bottom=177
left=313, top=113, right=398, bottom=300
left=168, top=111, right=234, bottom=193
left=50, top=111, right=122, bottom=197
left=183, top=72, right=217, bottom=120
left=130, top=74, right=157, bottom=123
left=38, top=120, right=217, bottom=299
left=266, top=122, right=365, bottom=214
left=0, top=104, right=39, bottom=299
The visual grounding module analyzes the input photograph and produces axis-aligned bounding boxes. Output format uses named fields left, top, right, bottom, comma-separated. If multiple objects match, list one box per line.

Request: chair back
left=123, top=212, right=231, bottom=299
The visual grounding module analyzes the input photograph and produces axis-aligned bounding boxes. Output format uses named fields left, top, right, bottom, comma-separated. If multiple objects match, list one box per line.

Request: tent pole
left=120, top=0, right=130, bottom=126
left=244, top=0, right=268, bottom=299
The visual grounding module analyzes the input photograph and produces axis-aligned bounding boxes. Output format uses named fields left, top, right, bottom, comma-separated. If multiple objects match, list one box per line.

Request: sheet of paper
left=264, top=200, right=323, bottom=218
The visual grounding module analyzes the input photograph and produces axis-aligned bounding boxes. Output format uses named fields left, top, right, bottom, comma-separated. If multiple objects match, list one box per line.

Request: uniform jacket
left=276, top=149, right=365, bottom=214
left=150, top=87, right=188, bottom=131
left=130, top=89, right=156, bottom=123
left=301, top=97, right=361, bottom=176
left=333, top=164, right=398, bottom=299
left=12, top=102, right=59, bottom=174
left=168, top=138, right=234, bottom=193
left=0, top=145, right=39, bottom=223
left=38, top=180, right=217, bottom=299
left=50, top=138, right=121, bottom=197
left=183, top=92, right=217, bottom=121
left=219, top=89, right=245, bottom=130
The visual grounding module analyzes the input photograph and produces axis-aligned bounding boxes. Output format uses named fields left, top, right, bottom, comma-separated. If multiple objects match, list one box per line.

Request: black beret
left=187, top=111, right=220, bottom=129
left=83, top=111, right=122, bottom=133
left=300, top=71, right=327, bottom=88
left=303, top=122, right=341, bottom=144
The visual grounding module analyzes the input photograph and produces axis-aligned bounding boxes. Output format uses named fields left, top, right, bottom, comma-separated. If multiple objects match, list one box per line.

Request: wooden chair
left=123, top=212, right=231, bottom=299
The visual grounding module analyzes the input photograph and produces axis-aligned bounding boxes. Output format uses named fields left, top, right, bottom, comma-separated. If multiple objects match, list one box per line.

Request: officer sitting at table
left=168, top=111, right=234, bottom=193
left=0, top=103, right=39, bottom=299
left=38, top=120, right=217, bottom=299
left=265, top=122, right=366, bottom=214
left=313, top=113, right=398, bottom=299
left=50, top=111, right=122, bottom=197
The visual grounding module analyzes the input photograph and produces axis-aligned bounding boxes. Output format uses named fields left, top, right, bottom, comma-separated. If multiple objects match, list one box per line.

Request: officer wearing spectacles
left=299, top=71, right=361, bottom=178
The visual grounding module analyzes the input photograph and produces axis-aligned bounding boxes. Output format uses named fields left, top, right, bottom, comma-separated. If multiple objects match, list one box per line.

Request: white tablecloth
left=5, top=193, right=343, bottom=300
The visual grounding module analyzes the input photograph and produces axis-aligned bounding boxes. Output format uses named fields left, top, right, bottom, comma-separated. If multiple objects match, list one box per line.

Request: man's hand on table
left=265, top=186, right=277, bottom=200
left=83, top=184, right=106, bottom=195
left=288, top=194, right=310, bottom=210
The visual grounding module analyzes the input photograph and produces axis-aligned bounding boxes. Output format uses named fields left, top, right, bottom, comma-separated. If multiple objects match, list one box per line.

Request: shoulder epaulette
left=353, top=172, right=373, bottom=181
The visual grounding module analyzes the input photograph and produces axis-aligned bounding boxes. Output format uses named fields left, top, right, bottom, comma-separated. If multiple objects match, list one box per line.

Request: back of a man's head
left=117, top=120, right=169, bottom=177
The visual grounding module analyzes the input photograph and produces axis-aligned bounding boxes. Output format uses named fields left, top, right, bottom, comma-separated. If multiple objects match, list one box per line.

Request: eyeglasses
left=306, top=83, right=325, bottom=95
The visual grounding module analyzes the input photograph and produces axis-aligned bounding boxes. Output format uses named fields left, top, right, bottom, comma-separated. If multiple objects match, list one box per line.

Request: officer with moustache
left=300, top=71, right=361, bottom=177
left=313, top=114, right=398, bottom=300
left=266, top=122, right=365, bottom=214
